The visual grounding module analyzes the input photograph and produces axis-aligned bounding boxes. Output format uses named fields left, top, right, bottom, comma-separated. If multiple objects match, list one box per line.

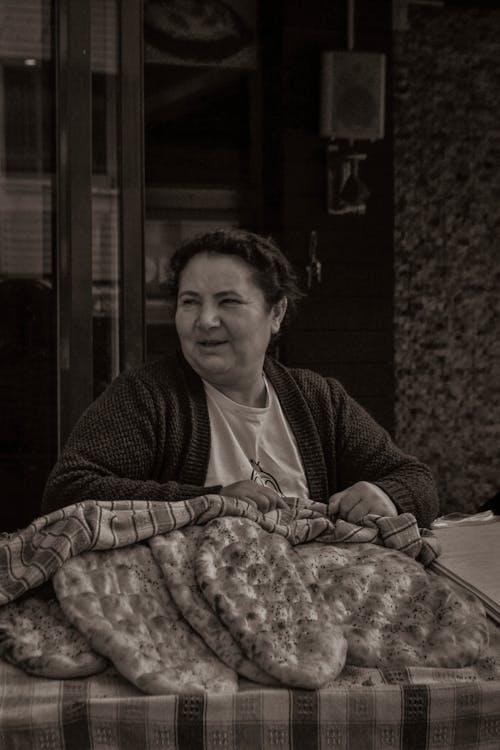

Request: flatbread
left=195, top=517, right=347, bottom=689
left=53, top=543, right=238, bottom=695
left=149, top=528, right=277, bottom=684
left=0, top=596, right=107, bottom=678
left=296, top=542, right=489, bottom=668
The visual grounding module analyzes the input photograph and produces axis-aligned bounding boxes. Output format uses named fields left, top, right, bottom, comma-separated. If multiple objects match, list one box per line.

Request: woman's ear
left=270, top=297, right=288, bottom=334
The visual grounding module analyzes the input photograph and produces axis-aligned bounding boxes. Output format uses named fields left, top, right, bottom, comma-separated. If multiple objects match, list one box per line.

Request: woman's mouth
left=198, top=340, right=227, bottom=348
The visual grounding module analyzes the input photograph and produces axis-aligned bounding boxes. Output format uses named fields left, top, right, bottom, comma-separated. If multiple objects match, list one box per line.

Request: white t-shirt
left=203, top=375, right=309, bottom=498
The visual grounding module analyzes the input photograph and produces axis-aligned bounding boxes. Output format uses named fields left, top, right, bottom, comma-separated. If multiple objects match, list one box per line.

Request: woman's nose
left=196, top=303, right=221, bottom=329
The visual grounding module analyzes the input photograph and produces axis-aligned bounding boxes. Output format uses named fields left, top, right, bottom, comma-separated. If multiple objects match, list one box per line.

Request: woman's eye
left=221, top=298, right=241, bottom=305
left=179, top=298, right=197, bottom=307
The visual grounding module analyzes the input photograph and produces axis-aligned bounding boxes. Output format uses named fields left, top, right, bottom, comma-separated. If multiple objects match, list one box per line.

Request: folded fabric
left=0, top=496, right=440, bottom=606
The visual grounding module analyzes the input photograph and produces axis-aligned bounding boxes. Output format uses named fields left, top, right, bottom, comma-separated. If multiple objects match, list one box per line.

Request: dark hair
left=164, top=228, right=304, bottom=328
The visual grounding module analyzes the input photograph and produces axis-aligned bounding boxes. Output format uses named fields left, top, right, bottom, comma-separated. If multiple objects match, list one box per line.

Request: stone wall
left=393, top=5, right=500, bottom=514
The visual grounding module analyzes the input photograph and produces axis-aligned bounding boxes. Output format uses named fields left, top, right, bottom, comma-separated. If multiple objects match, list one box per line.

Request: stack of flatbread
left=0, top=516, right=490, bottom=693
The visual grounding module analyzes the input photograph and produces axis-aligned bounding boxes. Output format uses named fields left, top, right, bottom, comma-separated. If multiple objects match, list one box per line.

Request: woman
left=42, top=229, right=439, bottom=527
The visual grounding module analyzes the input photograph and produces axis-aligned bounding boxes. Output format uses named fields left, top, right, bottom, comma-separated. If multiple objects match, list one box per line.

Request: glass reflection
left=91, top=0, right=120, bottom=398
left=0, top=1, right=56, bottom=530
left=143, top=0, right=259, bottom=360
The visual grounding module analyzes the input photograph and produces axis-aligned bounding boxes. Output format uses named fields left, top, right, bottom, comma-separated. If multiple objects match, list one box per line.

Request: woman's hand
left=328, top=481, right=398, bottom=524
left=220, top=480, right=289, bottom=512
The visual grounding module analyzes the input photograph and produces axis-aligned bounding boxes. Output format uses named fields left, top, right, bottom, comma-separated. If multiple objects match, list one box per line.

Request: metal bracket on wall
left=326, top=143, right=370, bottom=216
left=305, top=230, right=322, bottom=290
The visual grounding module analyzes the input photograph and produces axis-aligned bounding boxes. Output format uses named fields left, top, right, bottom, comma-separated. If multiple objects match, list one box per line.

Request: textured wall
left=393, top=6, right=500, bottom=514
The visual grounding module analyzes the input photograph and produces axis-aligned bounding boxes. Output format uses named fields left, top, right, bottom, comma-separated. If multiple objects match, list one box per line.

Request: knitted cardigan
left=42, top=354, right=439, bottom=528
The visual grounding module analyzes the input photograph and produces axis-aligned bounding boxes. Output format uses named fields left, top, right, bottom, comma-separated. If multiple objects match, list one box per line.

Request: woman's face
left=175, top=253, right=286, bottom=394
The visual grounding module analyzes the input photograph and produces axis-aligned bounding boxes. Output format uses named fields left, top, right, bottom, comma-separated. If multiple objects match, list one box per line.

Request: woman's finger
left=275, top=495, right=289, bottom=510
left=220, top=480, right=287, bottom=512
left=259, top=490, right=289, bottom=511
left=242, top=496, right=258, bottom=510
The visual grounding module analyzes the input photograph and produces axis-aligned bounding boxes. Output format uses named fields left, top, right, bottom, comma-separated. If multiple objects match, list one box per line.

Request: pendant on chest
left=250, top=458, right=282, bottom=495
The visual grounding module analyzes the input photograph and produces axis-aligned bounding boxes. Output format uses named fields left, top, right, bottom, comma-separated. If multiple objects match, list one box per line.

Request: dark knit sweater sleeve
left=41, top=365, right=219, bottom=513
left=327, top=378, right=439, bottom=528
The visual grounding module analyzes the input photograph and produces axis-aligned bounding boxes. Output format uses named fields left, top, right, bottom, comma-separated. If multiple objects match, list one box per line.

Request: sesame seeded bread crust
left=53, top=544, right=238, bottom=695
left=149, top=529, right=277, bottom=685
left=0, top=596, right=107, bottom=678
left=195, top=517, right=348, bottom=689
left=296, top=542, right=489, bottom=669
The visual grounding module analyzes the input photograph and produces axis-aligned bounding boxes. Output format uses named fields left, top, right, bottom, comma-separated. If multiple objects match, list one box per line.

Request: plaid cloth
left=0, top=496, right=440, bottom=606
left=0, top=655, right=499, bottom=750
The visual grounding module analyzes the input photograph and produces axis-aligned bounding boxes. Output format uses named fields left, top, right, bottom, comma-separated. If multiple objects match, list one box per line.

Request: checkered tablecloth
left=0, top=656, right=499, bottom=750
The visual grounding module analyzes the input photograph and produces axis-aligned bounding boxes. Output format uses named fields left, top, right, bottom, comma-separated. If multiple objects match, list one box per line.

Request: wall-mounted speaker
left=320, top=51, right=386, bottom=141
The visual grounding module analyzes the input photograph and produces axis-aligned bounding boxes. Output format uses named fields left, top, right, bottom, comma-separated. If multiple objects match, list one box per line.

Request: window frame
left=55, top=0, right=145, bottom=448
